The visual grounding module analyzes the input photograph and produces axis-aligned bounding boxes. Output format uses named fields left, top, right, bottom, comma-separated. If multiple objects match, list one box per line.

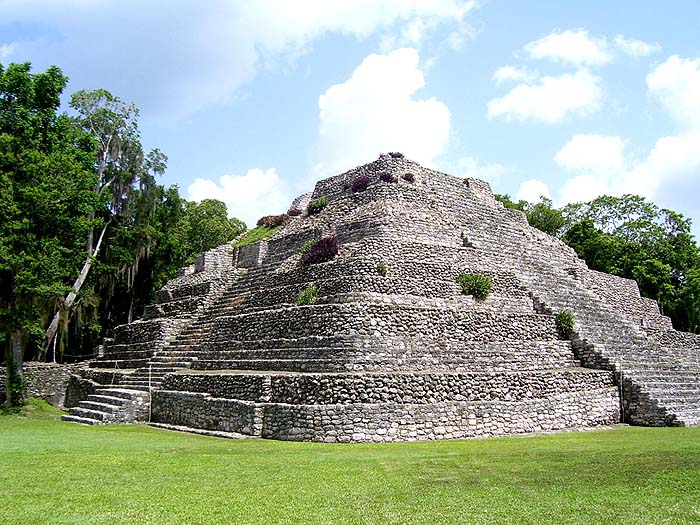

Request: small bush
left=299, top=239, right=314, bottom=255
left=456, top=273, right=492, bottom=299
left=379, top=172, right=397, bottom=183
left=343, top=180, right=351, bottom=190
left=307, top=197, right=329, bottom=215
left=388, top=152, right=404, bottom=158
left=300, top=236, right=339, bottom=266
left=556, top=310, right=576, bottom=338
left=402, top=172, right=415, bottom=183
left=376, top=261, right=388, bottom=276
left=256, top=214, right=289, bottom=228
left=296, top=283, right=319, bottom=306
left=288, top=208, right=302, bottom=217
left=351, top=176, right=370, bottom=193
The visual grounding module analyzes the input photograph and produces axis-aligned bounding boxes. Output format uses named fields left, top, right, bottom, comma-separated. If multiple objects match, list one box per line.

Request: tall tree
left=0, top=63, right=98, bottom=404
left=42, top=89, right=158, bottom=355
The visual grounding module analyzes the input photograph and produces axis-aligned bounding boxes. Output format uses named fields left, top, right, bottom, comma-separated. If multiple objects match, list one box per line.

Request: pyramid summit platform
left=63, top=155, right=700, bottom=441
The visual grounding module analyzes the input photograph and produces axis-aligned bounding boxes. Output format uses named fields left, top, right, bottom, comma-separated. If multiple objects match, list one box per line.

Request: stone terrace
left=62, top=155, right=699, bottom=440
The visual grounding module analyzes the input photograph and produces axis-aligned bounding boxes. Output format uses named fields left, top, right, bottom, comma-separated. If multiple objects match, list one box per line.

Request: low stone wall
left=0, top=362, right=85, bottom=408
left=151, top=385, right=619, bottom=442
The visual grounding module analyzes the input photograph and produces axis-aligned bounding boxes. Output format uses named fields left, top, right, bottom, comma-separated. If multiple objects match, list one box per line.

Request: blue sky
left=1, top=0, right=699, bottom=237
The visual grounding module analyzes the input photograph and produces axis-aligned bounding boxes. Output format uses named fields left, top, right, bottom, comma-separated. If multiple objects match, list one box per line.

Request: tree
left=42, top=89, right=160, bottom=355
left=181, top=199, right=246, bottom=256
left=0, top=63, right=99, bottom=404
left=494, top=194, right=565, bottom=236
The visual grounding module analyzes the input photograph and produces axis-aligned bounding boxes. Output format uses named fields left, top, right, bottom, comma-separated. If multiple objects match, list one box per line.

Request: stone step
left=95, top=387, right=146, bottom=399
left=79, top=400, right=122, bottom=414
left=147, top=422, right=252, bottom=439
left=69, top=407, right=110, bottom=421
left=61, top=414, right=102, bottom=425
left=87, top=394, right=128, bottom=406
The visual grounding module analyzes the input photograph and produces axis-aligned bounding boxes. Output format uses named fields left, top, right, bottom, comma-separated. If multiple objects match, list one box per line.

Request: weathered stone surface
left=62, top=155, right=700, bottom=437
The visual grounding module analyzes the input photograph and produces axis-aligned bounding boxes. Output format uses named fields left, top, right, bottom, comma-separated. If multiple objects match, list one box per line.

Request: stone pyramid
left=63, top=155, right=700, bottom=441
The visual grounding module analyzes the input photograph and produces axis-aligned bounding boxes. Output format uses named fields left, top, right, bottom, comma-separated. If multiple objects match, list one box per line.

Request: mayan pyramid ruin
left=63, top=155, right=700, bottom=442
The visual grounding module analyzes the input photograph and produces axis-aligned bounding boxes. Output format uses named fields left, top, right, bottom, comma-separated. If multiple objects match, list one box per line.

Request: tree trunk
left=5, top=330, right=24, bottom=406
left=41, top=220, right=110, bottom=357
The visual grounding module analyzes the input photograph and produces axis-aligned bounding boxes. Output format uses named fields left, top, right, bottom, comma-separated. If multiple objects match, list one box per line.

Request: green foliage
left=181, top=199, right=246, bottom=256
left=296, top=282, right=319, bottom=306
left=456, top=273, right=492, bottom=299
left=495, top=194, right=565, bottom=236
left=233, top=225, right=282, bottom=247
left=307, top=197, right=328, bottom=215
left=299, top=240, right=314, bottom=255
left=561, top=195, right=699, bottom=330
left=555, top=310, right=576, bottom=339
left=5, top=357, right=26, bottom=407
left=376, top=261, right=388, bottom=277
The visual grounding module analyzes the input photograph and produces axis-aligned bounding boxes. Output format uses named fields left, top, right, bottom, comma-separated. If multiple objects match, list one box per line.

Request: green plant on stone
left=376, top=261, right=388, bottom=277
left=296, top=283, right=319, bottom=306
left=555, top=310, right=576, bottom=339
left=307, top=197, right=329, bottom=216
left=456, top=273, right=492, bottom=300
left=299, top=240, right=314, bottom=255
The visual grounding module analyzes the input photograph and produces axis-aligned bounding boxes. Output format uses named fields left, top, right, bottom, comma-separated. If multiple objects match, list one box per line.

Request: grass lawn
left=1, top=400, right=699, bottom=524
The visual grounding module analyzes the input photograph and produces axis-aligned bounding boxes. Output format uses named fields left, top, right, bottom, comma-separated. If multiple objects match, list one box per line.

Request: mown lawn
left=1, top=401, right=699, bottom=524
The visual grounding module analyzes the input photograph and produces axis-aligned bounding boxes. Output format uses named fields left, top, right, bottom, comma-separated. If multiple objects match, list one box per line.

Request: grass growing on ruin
left=2, top=406, right=699, bottom=524
left=232, top=224, right=283, bottom=247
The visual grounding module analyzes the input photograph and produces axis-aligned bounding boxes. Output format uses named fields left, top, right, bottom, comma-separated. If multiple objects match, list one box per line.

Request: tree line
left=495, top=194, right=700, bottom=334
left=1, top=63, right=245, bottom=405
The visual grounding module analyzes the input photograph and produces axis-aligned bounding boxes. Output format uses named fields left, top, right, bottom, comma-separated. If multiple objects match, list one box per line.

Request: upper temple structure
left=62, top=155, right=700, bottom=441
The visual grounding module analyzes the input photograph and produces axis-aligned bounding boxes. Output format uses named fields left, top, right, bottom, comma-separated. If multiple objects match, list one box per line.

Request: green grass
left=1, top=404, right=699, bottom=524
left=232, top=224, right=283, bottom=247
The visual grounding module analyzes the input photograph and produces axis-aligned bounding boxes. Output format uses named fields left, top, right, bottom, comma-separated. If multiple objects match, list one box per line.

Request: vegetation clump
left=456, top=273, right=493, bottom=299
left=287, top=208, right=302, bottom=217
left=299, top=240, right=314, bottom=255
left=257, top=214, right=289, bottom=228
left=555, top=310, right=576, bottom=338
left=402, top=172, right=415, bottom=183
left=233, top=225, right=282, bottom=247
left=300, top=236, right=339, bottom=266
left=388, top=152, right=404, bottom=158
left=296, top=283, right=319, bottom=306
left=376, top=261, right=388, bottom=276
left=307, top=197, right=329, bottom=215
left=351, top=176, right=370, bottom=193
left=379, top=172, right=397, bottom=183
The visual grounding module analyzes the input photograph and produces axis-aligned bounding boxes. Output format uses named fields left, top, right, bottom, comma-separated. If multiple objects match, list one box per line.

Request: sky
left=1, top=0, right=699, bottom=237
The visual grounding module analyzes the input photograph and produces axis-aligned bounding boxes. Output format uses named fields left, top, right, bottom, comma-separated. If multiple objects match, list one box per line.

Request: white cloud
left=487, top=70, right=603, bottom=124
left=554, top=134, right=625, bottom=174
left=453, top=156, right=509, bottom=183
left=0, top=43, right=16, bottom=59
left=313, top=48, right=450, bottom=178
left=0, top=0, right=475, bottom=120
left=516, top=179, right=551, bottom=202
left=647, top=55, right=700, bottom=130
left=523, top=29, right=612, bottom=67
left=555, top=55, right=700, bottom=206
left=492, top=65, right=539, bottom=85
left=614, top=35, right=661, bottom=58
left=187, top=168, right=291, bottom=228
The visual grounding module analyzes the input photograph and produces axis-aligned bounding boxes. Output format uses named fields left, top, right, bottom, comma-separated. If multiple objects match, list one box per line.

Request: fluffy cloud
left=0, top=0, right=475, bottom=120
left=516, top=179, right=551, bottom=202
left=555, top=56, right=700, bottom=207
left=487, top=70, right=603, bottom=124
left=522, top=29, right=660, bottom=67
left=313, top=48, right=450, bottom=177
left=646, top=55, right=700, bottom=130
left=187, top=168, right=291, bottom=228
left=554, top=134, right=625, bottom=174
left=492, top=65, right=539, bottom=85
left=523, top=29, right=612, bottom=67
left=614, top=35, right=661, bottom=58
left=453, top=156, right=509, bottom=184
